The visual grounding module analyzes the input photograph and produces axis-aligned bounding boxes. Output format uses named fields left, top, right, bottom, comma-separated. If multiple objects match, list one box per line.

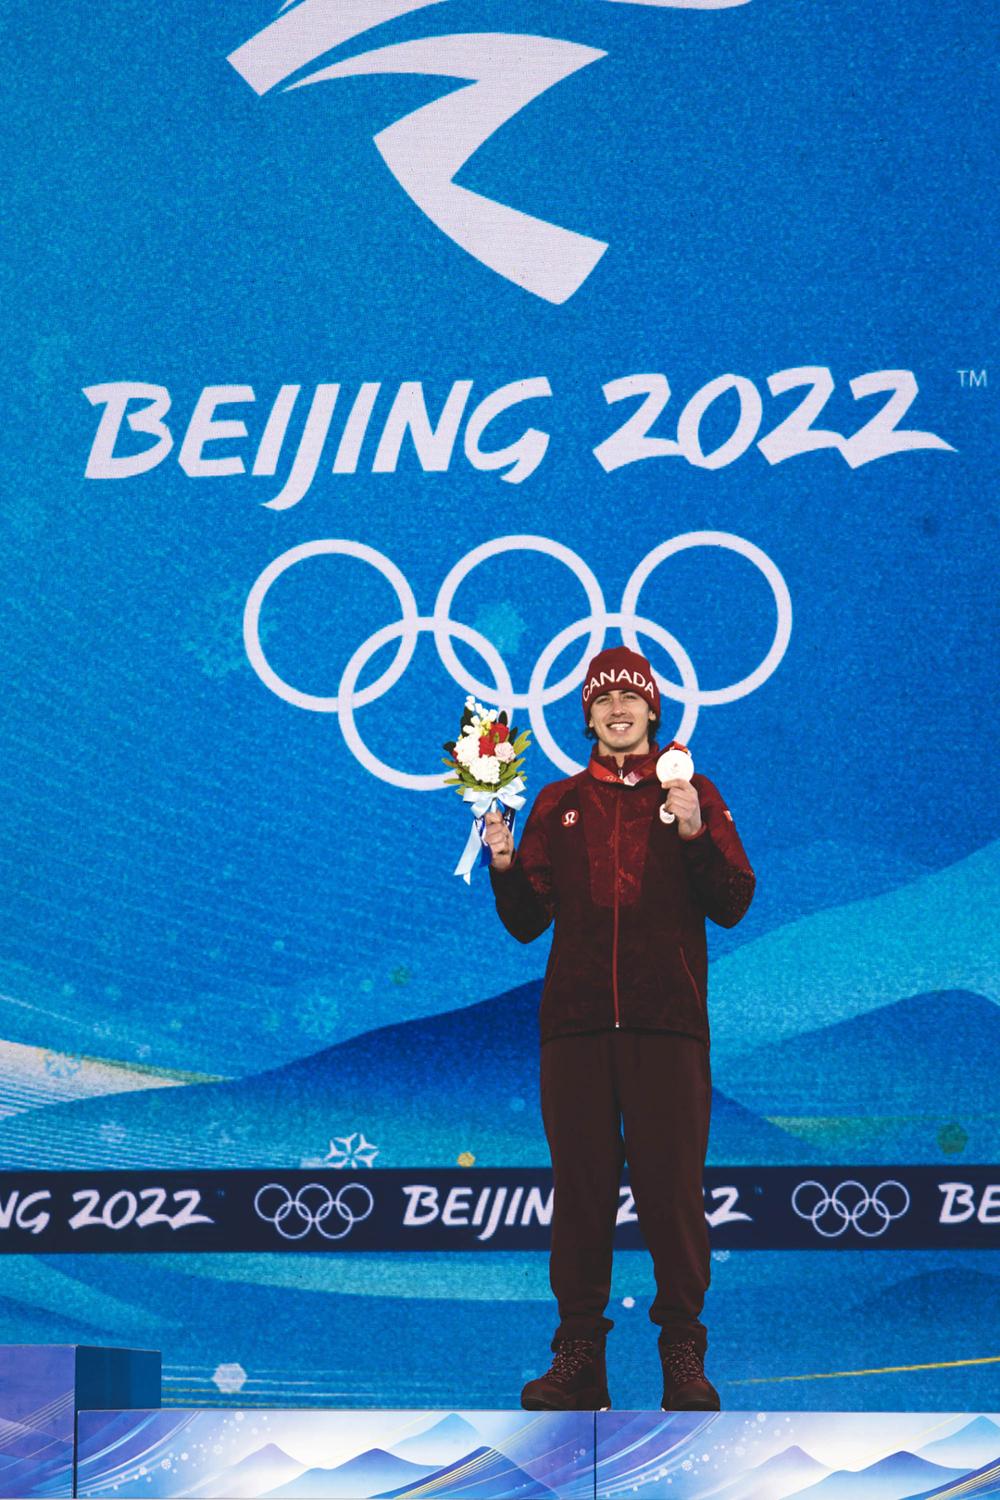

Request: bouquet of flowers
left=443, top=696, right=531, bottom=882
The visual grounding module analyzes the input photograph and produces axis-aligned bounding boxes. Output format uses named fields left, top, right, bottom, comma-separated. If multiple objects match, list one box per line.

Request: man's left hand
left=662, top=779, right=702, bottom=839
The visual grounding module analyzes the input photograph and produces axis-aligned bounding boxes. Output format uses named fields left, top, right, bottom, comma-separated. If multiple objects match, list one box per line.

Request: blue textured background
left=2, top=0, right=997, bottom=1409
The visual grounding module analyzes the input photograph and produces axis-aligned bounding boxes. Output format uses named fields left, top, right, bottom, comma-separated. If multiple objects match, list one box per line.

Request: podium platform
left=73, top=1406, right=1000, bottom=1498
left=2, top=1348, right=997, bottom=1496
left=0, top=1344, right=159, bottom=1499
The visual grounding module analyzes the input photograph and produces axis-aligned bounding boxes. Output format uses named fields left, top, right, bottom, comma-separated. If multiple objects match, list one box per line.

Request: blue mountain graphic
left=915, top=1413, right=1000, bottom=1469
left=783, top=1448, right=966, bottom=1500
left=707, top=838, right=1000, bottom=1060
left=186, top=1440, right=305, bottom=1496
left=377, top=1443, right=559, bottom=1499
left=910, top=1446, right=1000, bottom=1498
left=389, top=1412, right=484, bottom=1465
left=706, top=1441, right=829, bottom=1500
left=721, top=989, right=1000, bottom=1115
left=850, top=1266, right=1000, bottom=1340
left=266, top=1446, right=433, bottom=1498
left=0, top=982, right=814, bottom=1168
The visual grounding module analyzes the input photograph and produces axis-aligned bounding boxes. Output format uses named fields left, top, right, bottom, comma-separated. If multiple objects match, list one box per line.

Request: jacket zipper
left=612, top=782, right=622, bottom=1027
left=679, top=945, right=700, bottom=1005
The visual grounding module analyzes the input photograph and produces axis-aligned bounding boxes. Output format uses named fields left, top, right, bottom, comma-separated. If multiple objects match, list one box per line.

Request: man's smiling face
left=588, top=689, right=654, bottom=761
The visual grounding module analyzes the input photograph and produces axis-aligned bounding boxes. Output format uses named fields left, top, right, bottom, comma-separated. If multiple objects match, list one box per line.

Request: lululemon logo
left=562, top=809, right=579, bottom=827
left=228, top=0, right=749, bottom=304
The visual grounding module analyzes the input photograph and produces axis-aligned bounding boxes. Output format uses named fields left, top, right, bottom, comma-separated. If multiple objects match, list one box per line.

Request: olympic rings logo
left=791, top=1179, right=911, bottom=1239
left=253, top=1181, right=375, bottom=1241
left=243, top=531, right=792, bottom=789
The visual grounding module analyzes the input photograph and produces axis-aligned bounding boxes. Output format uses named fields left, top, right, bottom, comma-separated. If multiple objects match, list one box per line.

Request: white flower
left=488, top=708, right=498, bottom=721
left=474, top=755, right=500, bottom=784
left=495, top=740, right=515, bottom=763
left=455, top=735, right=479, bottom=768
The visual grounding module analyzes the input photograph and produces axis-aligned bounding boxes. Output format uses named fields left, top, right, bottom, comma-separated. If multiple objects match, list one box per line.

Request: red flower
left=477, top=722, right=509, bottom=755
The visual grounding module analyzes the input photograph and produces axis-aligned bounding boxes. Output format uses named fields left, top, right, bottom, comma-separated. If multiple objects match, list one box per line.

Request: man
left=483, top=644, right=754, bottom=1412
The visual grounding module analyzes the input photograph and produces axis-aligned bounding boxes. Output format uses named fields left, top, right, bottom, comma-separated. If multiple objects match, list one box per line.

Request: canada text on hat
left=582, top=665, right=657, bottom=704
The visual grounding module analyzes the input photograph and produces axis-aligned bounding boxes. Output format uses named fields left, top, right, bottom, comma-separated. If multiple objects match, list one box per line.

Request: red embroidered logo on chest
left=562, top=809, right=579, bottom=827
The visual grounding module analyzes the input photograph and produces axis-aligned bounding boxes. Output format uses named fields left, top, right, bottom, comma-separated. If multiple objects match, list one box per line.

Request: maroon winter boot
left=659, top=1337, right=721, bottom=1411
left=520, top=1338, right=611, bottom=1411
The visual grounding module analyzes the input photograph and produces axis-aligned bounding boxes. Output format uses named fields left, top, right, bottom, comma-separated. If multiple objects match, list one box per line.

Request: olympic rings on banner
left=791, top=1179, right=911, bottom=1239
left=621, top=532, right=792, bottom=706
left=244, top=540, right=419, bottom=712
left=339, top=617, right=513, bottom=790
left=253, top=1181, right=375, bottom=1241
left=243, top=532, right=792, bottom=787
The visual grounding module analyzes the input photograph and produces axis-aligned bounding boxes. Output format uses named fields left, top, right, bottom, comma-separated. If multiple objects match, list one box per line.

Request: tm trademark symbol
left=957, top=368, right=988, bottom=388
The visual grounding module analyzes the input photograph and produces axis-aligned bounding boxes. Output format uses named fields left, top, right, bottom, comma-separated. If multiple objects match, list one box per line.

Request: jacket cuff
left=488, top=847, right=519, bottom=878
left=678, top=822, right=719, bottom=867
left=489, top=850, right=530, bottom=893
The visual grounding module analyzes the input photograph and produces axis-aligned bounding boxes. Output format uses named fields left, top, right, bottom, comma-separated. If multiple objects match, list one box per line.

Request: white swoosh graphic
left=291, top=33, right=608, bottom=304
left=228, top=0, right=749, bottom=300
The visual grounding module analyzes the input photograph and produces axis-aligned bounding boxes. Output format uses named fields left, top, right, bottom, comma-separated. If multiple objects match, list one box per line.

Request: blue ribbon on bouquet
left=454, top=778, right=526, bottom=884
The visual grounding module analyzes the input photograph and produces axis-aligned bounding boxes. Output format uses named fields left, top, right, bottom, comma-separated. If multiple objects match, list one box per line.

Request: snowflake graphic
left=294, top=987, right=341, bottom=1041
left=212, top=1363, right=247, bottom=1394
left=43, top=1052, right=82, bottom=1079
left=205, top=1120, right=238, bottom=1154
left=473, top=600, right=528, bottom=656
left=183, top=582, right=273, bottom=681
left=99, top=1120, right=126, bottom=1146
left=323, top=1133, right=379, bottom=1169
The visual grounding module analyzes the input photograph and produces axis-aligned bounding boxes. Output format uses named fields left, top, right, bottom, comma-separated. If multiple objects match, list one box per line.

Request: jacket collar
left=587, top=742, right=661, bottom=787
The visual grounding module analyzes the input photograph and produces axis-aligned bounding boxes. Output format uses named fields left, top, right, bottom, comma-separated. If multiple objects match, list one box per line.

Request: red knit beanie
left=581, top=645, right=661, bottom=723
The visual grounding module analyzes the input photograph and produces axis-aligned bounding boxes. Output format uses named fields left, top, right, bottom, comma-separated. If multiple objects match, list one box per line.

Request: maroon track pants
left=541, top=1029, right=712, bottom=1352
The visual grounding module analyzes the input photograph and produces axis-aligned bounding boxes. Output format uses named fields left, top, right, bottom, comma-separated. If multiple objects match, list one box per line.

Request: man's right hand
left=483, top=809, right=515, bottom=872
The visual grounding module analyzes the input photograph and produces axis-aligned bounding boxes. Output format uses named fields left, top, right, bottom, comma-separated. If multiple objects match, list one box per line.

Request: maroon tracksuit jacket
left=490, top=743, right=755, bottom=1045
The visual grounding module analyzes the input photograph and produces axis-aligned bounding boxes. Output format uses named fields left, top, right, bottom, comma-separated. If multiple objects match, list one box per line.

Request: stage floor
left=73, top=1406, right=1000, bottom=1498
